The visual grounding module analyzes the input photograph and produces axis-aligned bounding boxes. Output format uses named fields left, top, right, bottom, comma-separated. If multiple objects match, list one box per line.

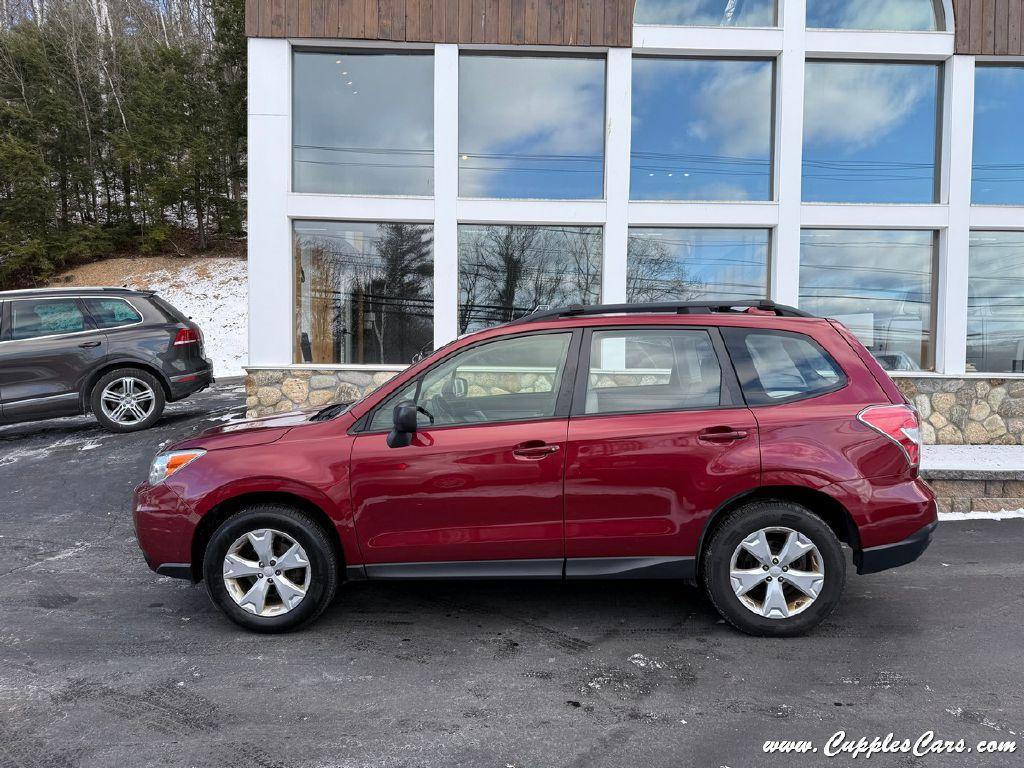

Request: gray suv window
left=10, top=298, right=87, bottom=341
left=83, top=297, right=143, bottom=329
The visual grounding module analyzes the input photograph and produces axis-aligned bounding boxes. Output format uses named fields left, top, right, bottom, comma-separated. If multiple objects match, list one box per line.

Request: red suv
left=133, top=302, right=936, bottom=637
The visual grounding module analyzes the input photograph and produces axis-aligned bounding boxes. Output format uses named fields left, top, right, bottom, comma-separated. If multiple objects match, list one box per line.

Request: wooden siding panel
left=511, top=0, right=525, bottom=42
left=563, top=0, right=576, bottom=43
left=537, top=0, right=550, bottom=43
left=270, top=0, right=286, bottom=36
left=996, top=0, right=1008, bottom=51
left=577, top=0, right=590, bottom=45
left=1009, top=0, right=1022, bottom=54
left=246, top=0, right=638, bottom=45
left=497, top=0, right=512, bottom=43
left=550, top=0, right=563, bottom=43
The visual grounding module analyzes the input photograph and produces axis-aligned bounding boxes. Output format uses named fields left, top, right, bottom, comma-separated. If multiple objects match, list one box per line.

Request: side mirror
left=387, top=401, right=418, bottom=448
left=447, top=376, right=469, bottom=399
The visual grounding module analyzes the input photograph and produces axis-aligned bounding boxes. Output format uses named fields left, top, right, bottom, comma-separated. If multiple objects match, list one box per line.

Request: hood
left=170, top=408, right=318, bottom=451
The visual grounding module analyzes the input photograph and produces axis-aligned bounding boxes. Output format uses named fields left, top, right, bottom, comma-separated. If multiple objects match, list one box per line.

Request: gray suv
left=0, top=287, right=213, bottom=432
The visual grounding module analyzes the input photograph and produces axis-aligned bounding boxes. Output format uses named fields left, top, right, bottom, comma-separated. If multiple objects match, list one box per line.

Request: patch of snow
left=628, top=653, right=665, bottom=669
left=938, top=510, right=1024, bottom=521
left=126, top=259, right=248, bottom=377
left=922, top=444, right=1024, bottom=472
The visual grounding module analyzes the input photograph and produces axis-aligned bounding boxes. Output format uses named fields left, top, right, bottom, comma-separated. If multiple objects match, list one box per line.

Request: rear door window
left=82, top=297, right=143, bottom=329
left=723, top=328, right=846, bottom=405
left=9, top=298, right=87, bottom=341
left=581, top=329, right=724, bottom=415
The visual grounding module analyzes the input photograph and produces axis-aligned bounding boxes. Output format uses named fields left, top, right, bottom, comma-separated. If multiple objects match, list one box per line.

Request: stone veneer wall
left=245, top=368, right=399, bottom=418
left=894, top=377, right=1024, bottom=445
left=245, top=369, right=1024, bottom=446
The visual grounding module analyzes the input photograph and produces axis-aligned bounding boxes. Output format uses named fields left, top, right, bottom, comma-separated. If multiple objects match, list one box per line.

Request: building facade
left=244, top=0, right=1024, bottom=444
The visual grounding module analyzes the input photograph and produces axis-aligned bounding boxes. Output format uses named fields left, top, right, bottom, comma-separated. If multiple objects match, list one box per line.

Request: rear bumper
left=168, top=364, right=214, bottom=400
left=855, top=520, right=938, bottom=575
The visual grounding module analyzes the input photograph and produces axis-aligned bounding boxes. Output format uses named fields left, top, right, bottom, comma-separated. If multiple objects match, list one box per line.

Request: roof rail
left=508, top=300, right=814, bottom=325
left=0, top=286, right=148, bottom=296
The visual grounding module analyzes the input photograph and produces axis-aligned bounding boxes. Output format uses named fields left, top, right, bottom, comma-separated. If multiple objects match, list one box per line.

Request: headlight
left=149, top=450, right=205, bottom=485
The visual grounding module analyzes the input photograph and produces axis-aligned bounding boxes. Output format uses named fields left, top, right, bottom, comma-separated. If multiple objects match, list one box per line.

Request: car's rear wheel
left=90, top=368, right=165, bottom=432
left=702, top=500, right=846, bottom=637
left=203, top=505, right=338, bottom=633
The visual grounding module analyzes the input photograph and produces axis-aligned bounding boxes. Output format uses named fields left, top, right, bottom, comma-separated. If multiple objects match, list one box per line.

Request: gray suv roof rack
left=508, top=300, right=814, bottom=325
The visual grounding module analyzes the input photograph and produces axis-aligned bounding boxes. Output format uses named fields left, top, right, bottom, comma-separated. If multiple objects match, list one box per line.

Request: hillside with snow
left=53, top=256, right=248, bottom=377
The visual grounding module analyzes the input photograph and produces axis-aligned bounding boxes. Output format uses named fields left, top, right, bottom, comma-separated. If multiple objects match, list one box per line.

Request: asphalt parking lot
left=1, top=382, right=1022, bottom=768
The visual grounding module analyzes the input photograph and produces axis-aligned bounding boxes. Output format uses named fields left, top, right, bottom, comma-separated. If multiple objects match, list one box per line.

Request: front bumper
left=132, top=482, right=197, bottom=581
left=855, top=520, right=938, bottom=575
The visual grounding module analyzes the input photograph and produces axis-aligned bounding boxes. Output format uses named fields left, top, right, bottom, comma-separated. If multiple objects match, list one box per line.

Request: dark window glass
left=370, top=333, right=572, bottom=429
left=725, top=328, right=844, bottom=405
left=458, top=224, right=602, bottom=333
left=802, top=62, right=940, bottom=203
left=631, top=58, right=773, bottom=201
left=459, top=55, right=605, bottom=199
left=292, top=51, right=433, bottom=196
left=968, top=231, right=1024, bottom=373
left=634, top=0, right=775, bottom=26
left=627, top=228, right=769, bottom=302
left=294, top=221, right=433, bottom=365
left=807, top=0, right=942, bottom=30
left=10, top=298, right=86, bottom=340
left=972, top=66, right=1024, bottom=205
left=799, top=229, right=936, bottom=372
left=83, top=297, right=142, bottom=328
left=585, top=329, right=722, bottom=415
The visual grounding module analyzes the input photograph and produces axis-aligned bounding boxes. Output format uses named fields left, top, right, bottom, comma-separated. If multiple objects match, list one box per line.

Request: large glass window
left=631, top=58, right=774, bottom=201
left=626, top=228, right=769, bottom=302
left=634, top=0, right=775, bottom=26
left=802, top=62, right=941, bottom=203
left=294, top=221, right=433, bottom=365
left=458, top=55, right=605, bottom=199
left=968, top=232, right=1024, bottom=373
left=972, top=66, right=1024, bottom=206
left=799, top=229, right=937, bottom=372
left=292, top=51, right=433, bottom=196
left=458, top=224, right=602, bottom=333
left=807, top=0, right=943, bottom=30
left=585, top=329, right=723, bottom=415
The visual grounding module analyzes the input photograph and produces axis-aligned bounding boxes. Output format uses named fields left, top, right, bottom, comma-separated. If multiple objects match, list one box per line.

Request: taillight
left=173, top=328, right=200, bottom=346
left=857, top=404, right=922, bottom=467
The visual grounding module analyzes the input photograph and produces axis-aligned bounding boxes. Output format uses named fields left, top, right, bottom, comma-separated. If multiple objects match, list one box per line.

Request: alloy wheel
left=222, top=529, right=311, bottom=617
left=100, top=376, right=156, bottom=425
left=729, top=526, right=825, bottom=619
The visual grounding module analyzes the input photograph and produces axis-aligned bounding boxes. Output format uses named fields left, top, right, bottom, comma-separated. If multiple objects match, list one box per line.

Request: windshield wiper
left=310, top=402, right=352, bottom=422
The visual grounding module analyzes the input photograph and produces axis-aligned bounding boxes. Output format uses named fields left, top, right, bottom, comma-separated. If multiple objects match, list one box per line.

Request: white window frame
left=246, top=0, right=1024, bottom=376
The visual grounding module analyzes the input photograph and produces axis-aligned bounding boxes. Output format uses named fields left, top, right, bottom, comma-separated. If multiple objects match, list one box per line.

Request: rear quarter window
left=82, top=297, right=143, bottom=328
left=723, top=327, right=846, bottom=406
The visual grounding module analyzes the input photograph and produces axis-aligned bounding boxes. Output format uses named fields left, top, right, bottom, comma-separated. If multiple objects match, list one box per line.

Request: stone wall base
left=245, top=368, right=399, bottom=418
left=924, top=478, right=1024, bottom=513
left=895, top=378, right=1024, bottom=444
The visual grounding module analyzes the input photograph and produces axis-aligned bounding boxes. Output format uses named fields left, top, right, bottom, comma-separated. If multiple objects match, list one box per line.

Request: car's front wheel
left=203, top=505, right=338, bottom=633
left=702, top=500, right=846, bottom=637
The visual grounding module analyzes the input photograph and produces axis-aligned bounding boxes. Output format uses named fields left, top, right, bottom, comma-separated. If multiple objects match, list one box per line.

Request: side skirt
left=565, top=556, right=695, bottom=580
left=356, top=557, right=695, bottom=581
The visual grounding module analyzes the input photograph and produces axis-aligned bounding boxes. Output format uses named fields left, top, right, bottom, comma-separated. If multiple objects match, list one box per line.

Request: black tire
left=203, top=505, right=339, bottom=633
left=90, top=367, right=166, bottom=433
left=701, top=500, right=846, bottom=638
